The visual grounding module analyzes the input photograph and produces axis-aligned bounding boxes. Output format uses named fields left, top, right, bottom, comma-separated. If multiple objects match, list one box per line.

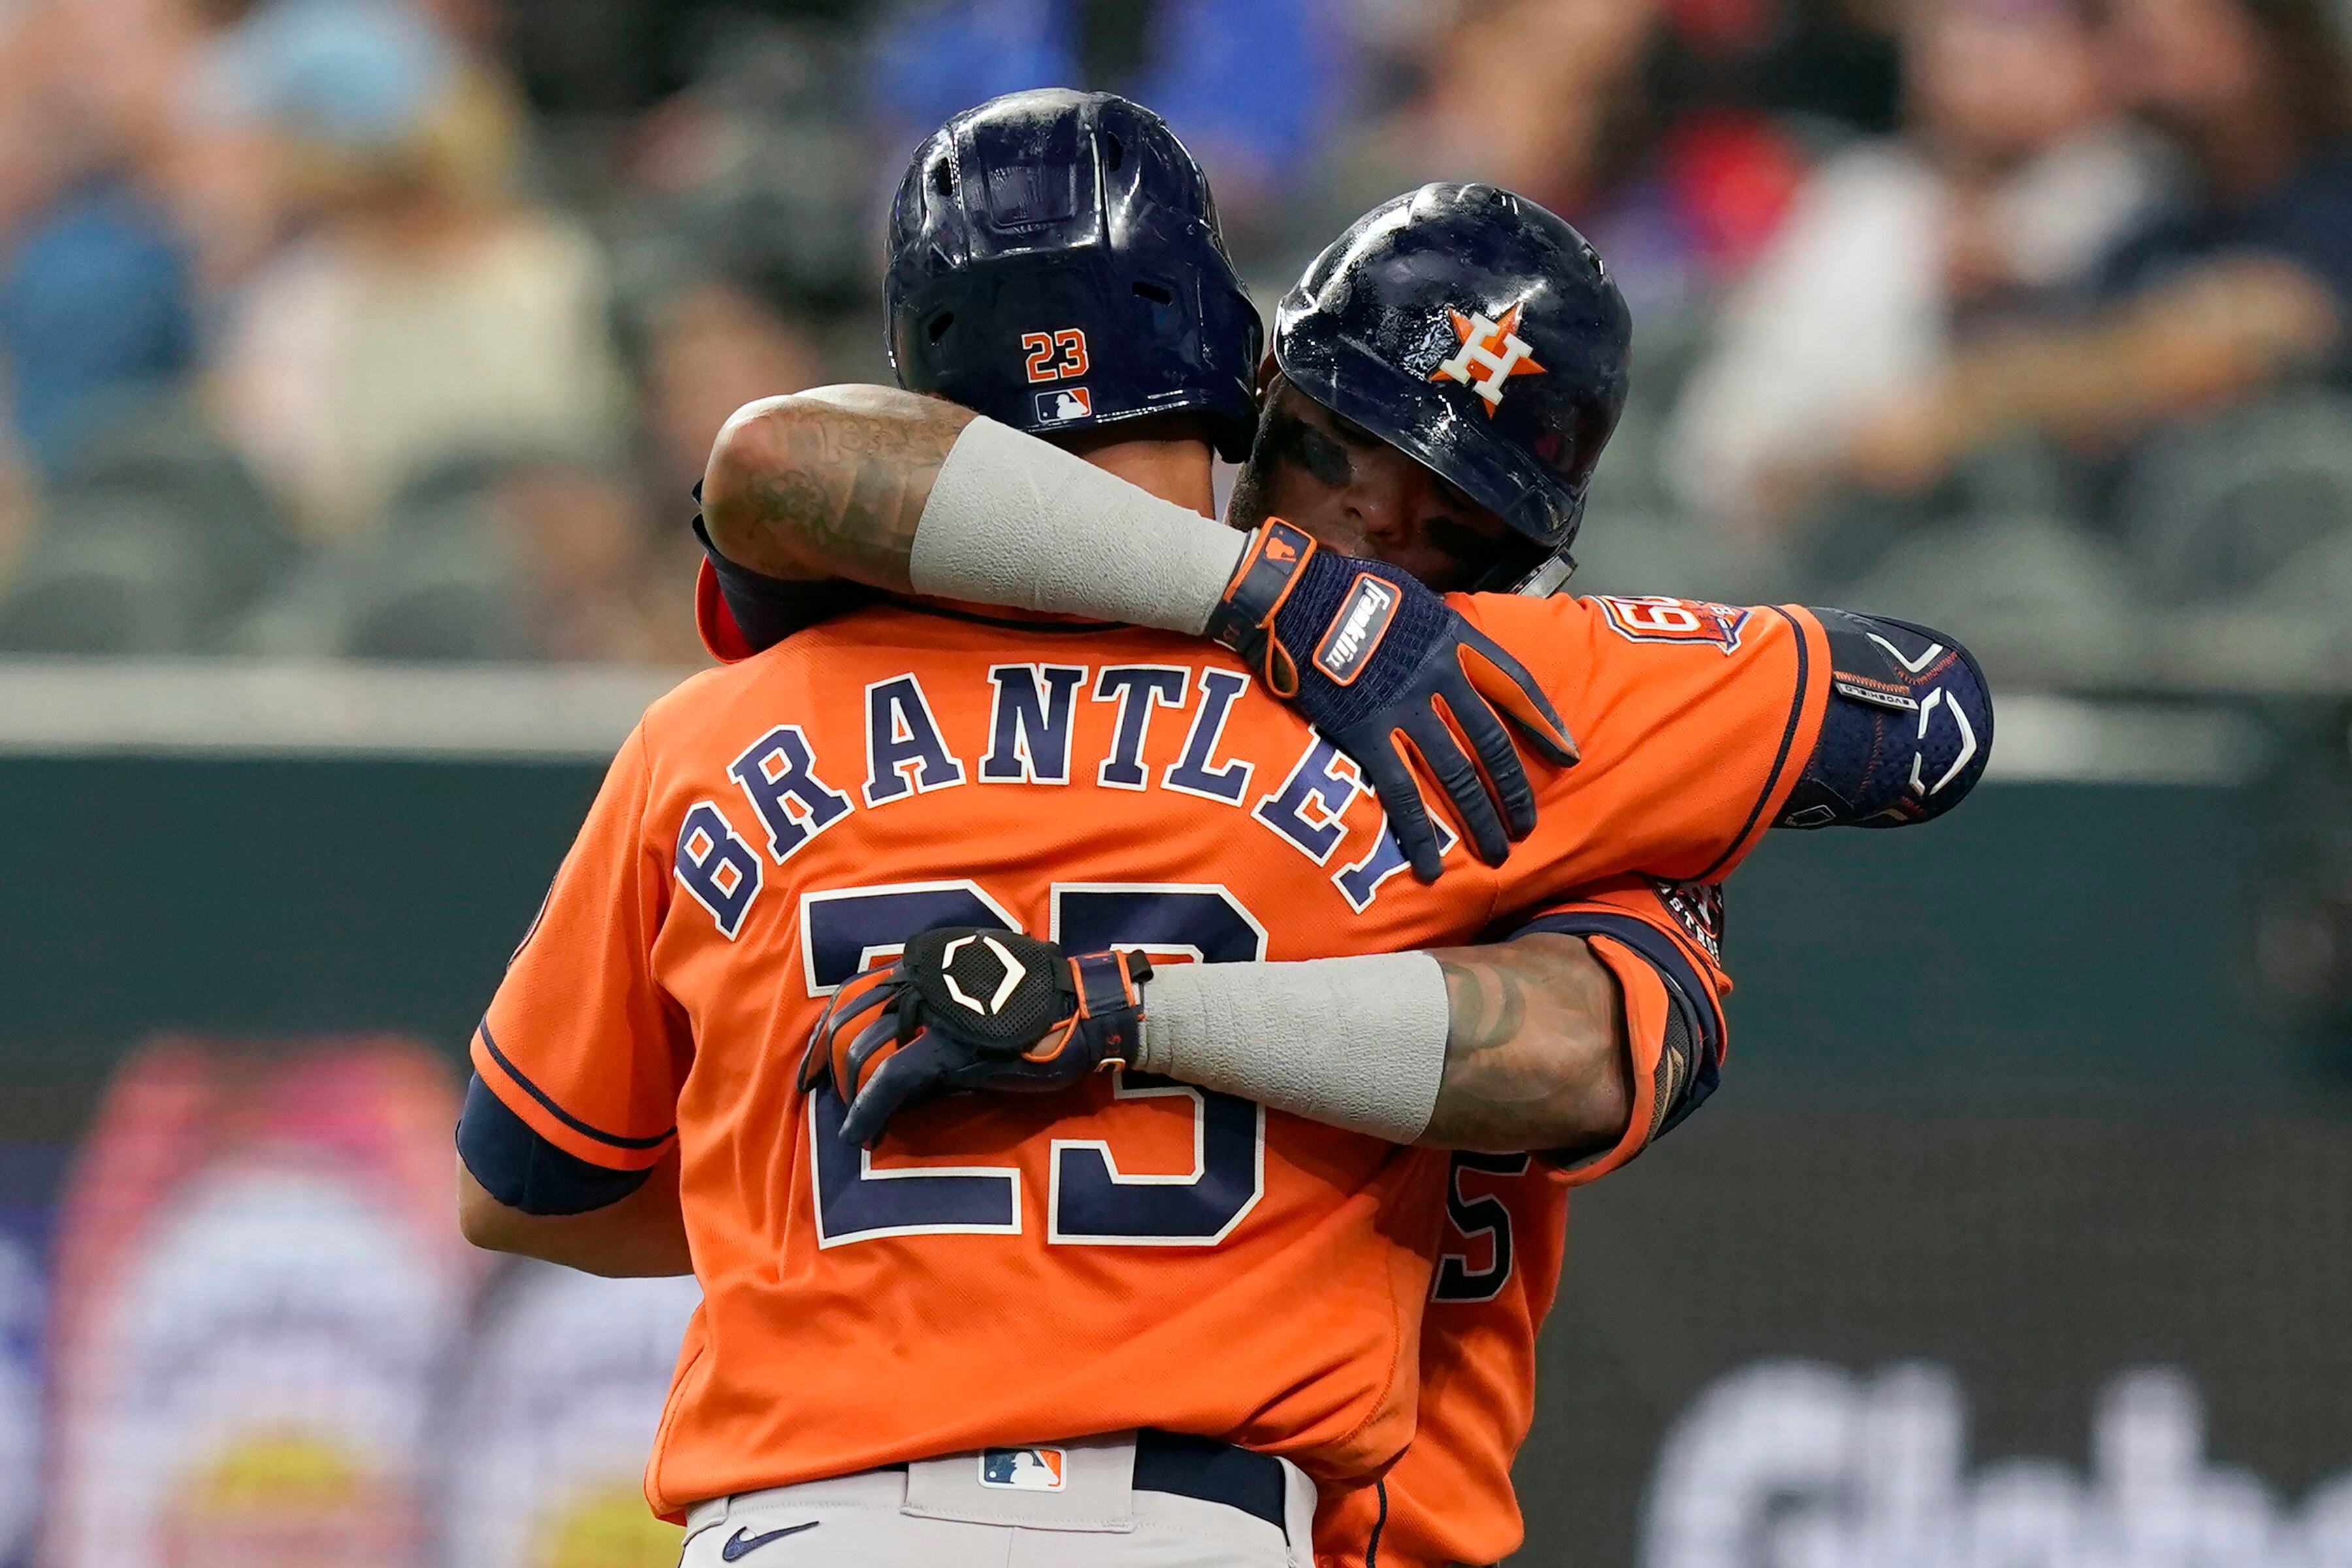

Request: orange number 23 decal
left=1022, top=328, right=1090, bottom=384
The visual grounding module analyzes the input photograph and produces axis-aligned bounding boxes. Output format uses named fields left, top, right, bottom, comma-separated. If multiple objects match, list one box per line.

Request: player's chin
left=1358, top=540, right=1482, bottom=595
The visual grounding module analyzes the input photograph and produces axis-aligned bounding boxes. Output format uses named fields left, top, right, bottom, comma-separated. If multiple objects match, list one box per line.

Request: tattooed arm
left=1424, top=933, right=1633, bottom=1156
left=700, top=385, right=977, bottom=588
left=700, top=384, right=1249, bottom=644
left=814, top=892, right=1706, bottom=1163
left=1117, top=930, right=1642, bottom=1160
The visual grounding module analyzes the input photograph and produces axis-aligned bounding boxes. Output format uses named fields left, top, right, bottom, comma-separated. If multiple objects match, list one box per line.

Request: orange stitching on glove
left=1456, top=642, right=1580, bottom=765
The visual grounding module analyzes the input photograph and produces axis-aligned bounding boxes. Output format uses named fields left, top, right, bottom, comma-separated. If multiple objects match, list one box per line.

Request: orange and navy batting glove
left=1207, top=519, right=1578, bottom=882
left=799, top=927, right=1152, bottom=1147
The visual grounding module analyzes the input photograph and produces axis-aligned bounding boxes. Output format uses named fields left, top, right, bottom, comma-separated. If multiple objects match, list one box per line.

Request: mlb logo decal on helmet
left=979, top=1447, right=1067, bottom=1491
left=1035, top=386, right=1094, bottom=424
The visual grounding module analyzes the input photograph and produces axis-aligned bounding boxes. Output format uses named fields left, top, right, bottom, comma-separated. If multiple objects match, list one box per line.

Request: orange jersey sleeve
left=472, top=725, right=690, bottom=1172
left=1526, top=874, right=1731, bottom=1186
left=1462, top=594, right=1828, bottom=905
left=1315, top=877, right=1732, bottom=1568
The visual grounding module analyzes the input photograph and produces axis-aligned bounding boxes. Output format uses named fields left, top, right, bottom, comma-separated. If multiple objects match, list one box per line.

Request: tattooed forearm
left=1425, top=932, right=1631, bottom=1154
left=702, top=385, right=978, bottom=589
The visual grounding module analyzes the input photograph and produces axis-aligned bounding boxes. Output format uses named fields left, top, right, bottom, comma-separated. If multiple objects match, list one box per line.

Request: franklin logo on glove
left=1313, top=575, right=1401, bottom=685
left=1208, top=519, right=1580, bottom=881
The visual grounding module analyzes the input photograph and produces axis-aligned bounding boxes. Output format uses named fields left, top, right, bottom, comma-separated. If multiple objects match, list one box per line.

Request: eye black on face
left=1258, top=399, right=1356, bottom=490
left=1321, top=406, right=1385, bottom=450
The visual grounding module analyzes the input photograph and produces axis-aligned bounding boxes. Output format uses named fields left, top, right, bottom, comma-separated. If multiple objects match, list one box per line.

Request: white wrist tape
left=1132, top=953, right=1452, bottom=1144
left=909, top=416, right=1249, bottom=635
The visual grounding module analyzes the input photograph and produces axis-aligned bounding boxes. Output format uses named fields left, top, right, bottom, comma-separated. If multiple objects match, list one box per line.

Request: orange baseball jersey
left=468, top=589, right=1824, bottom=1520
left=1312, top=876, right=1733, bottom=1568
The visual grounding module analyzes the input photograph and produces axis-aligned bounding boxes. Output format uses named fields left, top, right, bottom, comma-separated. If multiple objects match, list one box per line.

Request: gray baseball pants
left=678, top=1432, right=1315, bottom=1567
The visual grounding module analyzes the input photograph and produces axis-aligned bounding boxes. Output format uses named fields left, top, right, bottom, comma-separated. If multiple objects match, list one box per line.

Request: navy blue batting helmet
left=885, top=90, right=1262, bottom=462
left=1274, top=183, right=1632, bottom=589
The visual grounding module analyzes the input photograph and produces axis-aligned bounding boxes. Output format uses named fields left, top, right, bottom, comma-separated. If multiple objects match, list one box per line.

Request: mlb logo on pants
left=979, top=1447, right=1068, bottom=1491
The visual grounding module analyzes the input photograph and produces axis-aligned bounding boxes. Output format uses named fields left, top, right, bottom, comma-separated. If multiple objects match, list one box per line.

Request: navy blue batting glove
left=798, top=927, right=1151, bottom=1147
left=1207, top=520, right=1578, bottom=882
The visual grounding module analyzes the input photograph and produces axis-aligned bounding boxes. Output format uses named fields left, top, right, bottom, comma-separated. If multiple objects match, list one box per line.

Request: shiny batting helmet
left=1273, top=183, right=1633, bottom=591
left=885, top=90, right=1262, bottom=462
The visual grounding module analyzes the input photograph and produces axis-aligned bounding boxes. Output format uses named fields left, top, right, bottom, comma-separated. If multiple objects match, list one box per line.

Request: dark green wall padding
left=0, top=755, right=2329, bottom=1139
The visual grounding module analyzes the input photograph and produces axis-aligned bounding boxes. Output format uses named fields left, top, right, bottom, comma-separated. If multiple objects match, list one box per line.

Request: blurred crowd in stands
left=0, top=0, right=2343, bottom=683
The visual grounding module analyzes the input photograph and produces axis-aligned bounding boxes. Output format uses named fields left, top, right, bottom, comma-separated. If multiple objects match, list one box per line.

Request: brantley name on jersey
left=674, top=659, right=1441, bottom=939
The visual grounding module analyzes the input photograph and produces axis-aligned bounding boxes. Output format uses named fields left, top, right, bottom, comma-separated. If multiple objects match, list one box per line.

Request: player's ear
left=1255, top=354, right=1279, bottom=396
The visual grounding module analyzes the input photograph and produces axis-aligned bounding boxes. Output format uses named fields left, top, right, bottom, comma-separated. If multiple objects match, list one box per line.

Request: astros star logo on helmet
left=1429, top=303, right=1545, bottom=415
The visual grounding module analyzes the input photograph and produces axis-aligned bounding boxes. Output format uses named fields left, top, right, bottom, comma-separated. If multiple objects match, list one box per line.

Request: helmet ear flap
left=1472, top=534, right=1567, bottom=596
left=1512, top=555, right=1576, bottom=598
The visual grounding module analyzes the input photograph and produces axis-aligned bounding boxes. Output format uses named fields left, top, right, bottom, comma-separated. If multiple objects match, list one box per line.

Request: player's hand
left=1208, top=521, right=1578, bottom=882
left=797, top=927, right=1152, bottom=1146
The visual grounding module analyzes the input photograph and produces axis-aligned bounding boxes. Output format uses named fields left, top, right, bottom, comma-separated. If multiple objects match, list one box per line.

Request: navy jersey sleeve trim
left=1509, top=909, right=1723, bottom=1136
left=1697, top=604, right=1810, bottom=882
left=476, top=1020, right=676, bottom=1152
left=457, top=1073, right=653, bottom=1215
left=694, top=509, right=875, bottom=645
left=1511, top=912, right=1722, bottom=1053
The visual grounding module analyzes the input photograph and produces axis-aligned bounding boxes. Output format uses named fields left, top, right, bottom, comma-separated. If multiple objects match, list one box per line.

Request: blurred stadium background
left=0, top=0, right=2348, bottom=1563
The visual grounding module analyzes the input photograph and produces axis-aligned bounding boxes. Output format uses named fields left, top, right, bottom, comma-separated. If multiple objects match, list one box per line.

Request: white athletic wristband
left=908, top=416, right=1249, bottom=635
left=1132, top=953, right=1452, bottom=1144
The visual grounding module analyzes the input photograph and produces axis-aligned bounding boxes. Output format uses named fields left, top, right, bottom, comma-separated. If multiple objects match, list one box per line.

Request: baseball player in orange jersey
left=459, top=95, right=1991, bottom=1568
left=461, top=566, right=1829, bottom=1563
left=685, top=163, right=1984, bottom=1568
